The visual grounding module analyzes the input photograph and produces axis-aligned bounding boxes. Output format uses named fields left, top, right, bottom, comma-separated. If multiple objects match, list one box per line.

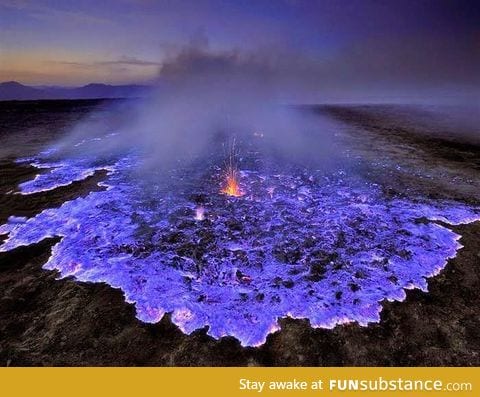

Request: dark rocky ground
left=0, top=100, right=479, bottom=366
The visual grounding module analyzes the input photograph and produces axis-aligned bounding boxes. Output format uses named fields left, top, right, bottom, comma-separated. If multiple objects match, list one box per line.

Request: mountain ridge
left=0, top=81, right=150, bottom=101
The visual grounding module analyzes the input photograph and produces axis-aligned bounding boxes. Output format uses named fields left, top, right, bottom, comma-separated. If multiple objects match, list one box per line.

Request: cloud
left=98, top=56, right=162, bottom=67
left=50, top=56, right=161, bottom=69
left=0, top=0, right=112, bottom=26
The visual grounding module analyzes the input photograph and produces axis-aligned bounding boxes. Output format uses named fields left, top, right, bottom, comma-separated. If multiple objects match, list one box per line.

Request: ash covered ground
left=0, top=100, right=479, bottom=365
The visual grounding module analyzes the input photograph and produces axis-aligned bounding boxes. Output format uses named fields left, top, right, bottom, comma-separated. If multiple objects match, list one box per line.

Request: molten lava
left=221, top=138, right=244, bottom=197
left=222, top=166, right=243, bottom=197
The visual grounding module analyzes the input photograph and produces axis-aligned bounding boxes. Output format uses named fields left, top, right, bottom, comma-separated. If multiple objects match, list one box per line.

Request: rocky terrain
left=0, top=100, right=479, bottom=366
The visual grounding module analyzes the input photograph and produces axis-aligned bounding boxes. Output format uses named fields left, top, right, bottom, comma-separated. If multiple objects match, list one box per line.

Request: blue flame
left=1, top=147, right=479, bottom=347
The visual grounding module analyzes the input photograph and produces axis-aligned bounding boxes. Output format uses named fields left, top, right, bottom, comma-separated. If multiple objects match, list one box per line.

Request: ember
left=221, top=139, right=244, bottom=197
left=222, top=166, right=243, bottom=197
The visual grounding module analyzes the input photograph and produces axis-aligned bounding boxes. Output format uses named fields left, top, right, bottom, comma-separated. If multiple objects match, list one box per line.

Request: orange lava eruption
left=221, top=138, right=244, bottom=197
left=222, top=166, right=243, bottom=197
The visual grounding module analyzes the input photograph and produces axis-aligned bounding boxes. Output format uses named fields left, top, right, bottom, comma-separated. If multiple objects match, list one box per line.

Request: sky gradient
left=0, top=0, right=478, bottom=101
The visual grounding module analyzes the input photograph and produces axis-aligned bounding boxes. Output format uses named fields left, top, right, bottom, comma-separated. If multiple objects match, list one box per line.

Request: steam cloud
left=49, top=32, right=479, bottom=172
left=51, top=40, right=340, bottom=174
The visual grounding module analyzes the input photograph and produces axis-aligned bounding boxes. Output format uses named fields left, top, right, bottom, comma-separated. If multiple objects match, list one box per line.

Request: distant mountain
left=0, top=81, right=44, bottom=100
left=0, top=81, right=150, bottom=101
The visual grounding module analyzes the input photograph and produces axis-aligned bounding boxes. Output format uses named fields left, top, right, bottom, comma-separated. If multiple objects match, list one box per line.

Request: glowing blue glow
left=1, top=151, right=479, bottom=346
left=16, top=160, right=113, bottom=194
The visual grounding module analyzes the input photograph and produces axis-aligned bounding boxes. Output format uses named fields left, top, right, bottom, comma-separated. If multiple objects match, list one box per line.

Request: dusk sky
left=0, top=0, right=478, bottom=100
